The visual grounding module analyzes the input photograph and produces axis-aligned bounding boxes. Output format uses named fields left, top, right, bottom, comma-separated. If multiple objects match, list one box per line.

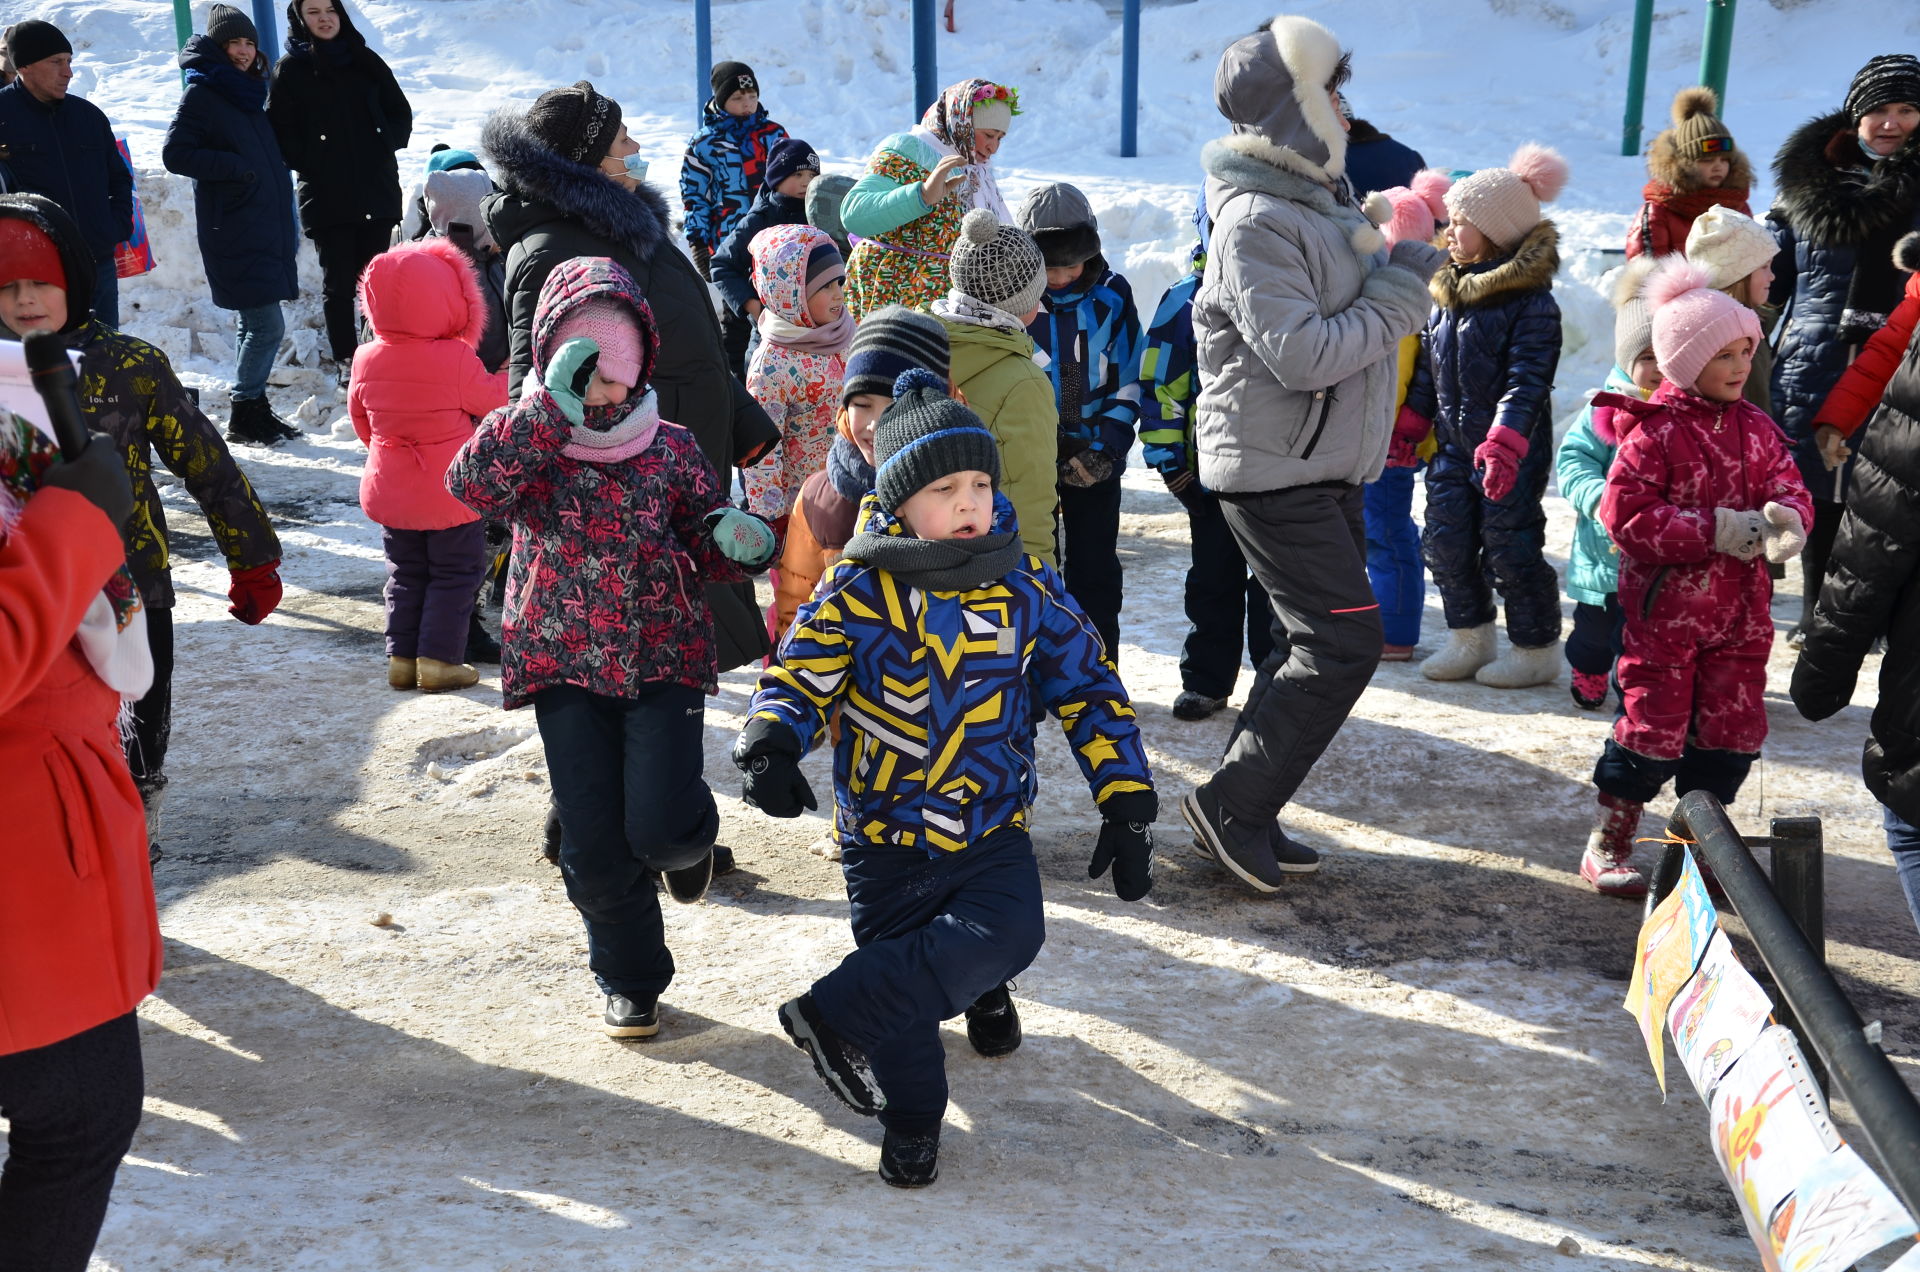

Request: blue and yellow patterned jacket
left=1136, top=245, right=1204, bottom=480
left=745, top=491, right=1154, bottom=856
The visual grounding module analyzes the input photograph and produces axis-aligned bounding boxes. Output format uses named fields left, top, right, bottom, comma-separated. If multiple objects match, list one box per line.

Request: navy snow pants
left=1421, top=445, right=1561, bottom=648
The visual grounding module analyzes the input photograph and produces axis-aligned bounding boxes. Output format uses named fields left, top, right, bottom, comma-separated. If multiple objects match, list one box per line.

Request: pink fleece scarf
left=757, top=307, right=857, bottom=357
left=562, top=390, right=661, bottom=463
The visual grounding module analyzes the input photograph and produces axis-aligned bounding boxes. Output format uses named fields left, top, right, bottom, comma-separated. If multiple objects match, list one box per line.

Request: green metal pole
left=1621, top=0, right=1655, bottom=156
left=1699, top=0, right=1737, bottom=108
left=173, top=0, right=193, bottom=88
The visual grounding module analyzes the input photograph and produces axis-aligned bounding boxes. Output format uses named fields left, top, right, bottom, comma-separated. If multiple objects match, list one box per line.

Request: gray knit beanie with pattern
left=947, top=209, right=1047, bottom=319
left=872, top=369, right=1002, bottom=512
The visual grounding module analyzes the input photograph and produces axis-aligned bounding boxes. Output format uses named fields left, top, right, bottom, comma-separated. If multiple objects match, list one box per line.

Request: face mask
left=621, top=153, right=649, bottom=183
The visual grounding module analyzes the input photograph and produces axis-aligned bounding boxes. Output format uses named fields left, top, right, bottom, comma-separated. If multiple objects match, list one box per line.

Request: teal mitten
left=706, top=508, right=777, bottom=566
left=542, top=338, right=599, bottom=427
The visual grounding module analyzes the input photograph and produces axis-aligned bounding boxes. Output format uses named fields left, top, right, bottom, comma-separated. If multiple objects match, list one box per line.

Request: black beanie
left=843, top=305, right=949, bottom=403
left=710, top=60, right=758, bottom=104
left=525, top=81, right=623, bottom=168
left=206, top=4, right=259, bottom=47
left=1847, top=54, right=1920, bottom=122
left=872, top=369, right=1002, bottom=512
left=9, top=20, right=72, bottom=68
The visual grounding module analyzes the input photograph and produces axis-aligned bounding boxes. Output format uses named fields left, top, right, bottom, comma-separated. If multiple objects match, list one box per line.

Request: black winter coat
left=1404, top=219, right=1563, bottom=455
left=162, top=38, right=299, bottom=311
left=710, top=187, right=807, bottom=314
left=1343, top=120, right=1427, bottom=199
left=1767, top=112, right=1920, bottom=500
left=479, top=107, right=779, bottom=672
left=266, top=0, right=411, bottom=236
left=0, top=82, right=133, bottom=263
left=1792, top=291, right=1920, bottom=825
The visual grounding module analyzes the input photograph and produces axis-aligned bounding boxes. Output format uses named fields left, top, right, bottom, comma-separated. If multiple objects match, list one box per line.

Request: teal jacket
left=1554, top=364, right=1645, bottom=607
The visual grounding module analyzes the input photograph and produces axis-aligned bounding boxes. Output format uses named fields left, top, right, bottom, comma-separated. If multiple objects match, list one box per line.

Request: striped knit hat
left=1846, top=54, right=1920, bottom=123
left=842, top=305, right=950, bottom=403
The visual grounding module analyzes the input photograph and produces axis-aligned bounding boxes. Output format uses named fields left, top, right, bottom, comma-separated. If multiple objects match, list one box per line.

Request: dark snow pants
left=381, top=522, right=489, bottom=663
left=1211, top=482, right=1381, bottom=823
left=534, top=683, right=719, bottom=1001
left=0, top=1012, right=144, bottom=1272
left=311, top=221, right=394, bottom=363
left=1421, top=445, right=1561, bottom=648
left=1058, top=476, right=1124, bottom=663
left=811, top=827, right=1045, bottom=1136
left=125, top=605, right=173, bottom=801
left=1176, top=484, right=1275, bottom=699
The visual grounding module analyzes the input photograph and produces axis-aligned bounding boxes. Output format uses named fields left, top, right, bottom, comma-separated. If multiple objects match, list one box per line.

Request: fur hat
left=206, top=4, right=258, bottom=47
left=1610, top=254, right=1659, bottom=375
left=1845, top=54, right=1920, bottom=123
left=1213, top=15, right=1350, bottom=182
left=1369, top=169, right=1452, bottom=248
left=425, top=168, right=495, bottom=251
left=1445, top=144, right=1568, bottom=251
left=947, top=209, right=1047, bottom=319
left=1016, top=182, right=1101, bottom=268
left=1644, top=256, right=1763, bottom=390
left=1648, top=87, right=1744, bottom=193
left=873, top=369, right=1002, bottom=513
left=1685, top=205, right=1776, bottom=291
left=710, top=60, right=758, bottom=104
left=1898, top=232, right=1920, bottom=274
left=554, top=295, right=650, bottom=390
left=7, top=20, right=70, bottom=69
left=843, top=306, right=950, bottom=403
left=525, top=81, right=622, bottom=169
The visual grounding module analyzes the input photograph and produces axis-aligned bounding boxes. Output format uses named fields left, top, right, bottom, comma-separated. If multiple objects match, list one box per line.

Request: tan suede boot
left=416, top=657, right=479, bottom=692
left=388, top=656, right=417, bottom=690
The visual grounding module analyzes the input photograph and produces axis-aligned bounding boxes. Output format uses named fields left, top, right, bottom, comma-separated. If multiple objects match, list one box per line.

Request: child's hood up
left=359, top=236, right=488, bottom=347
left=748, top=224, right=841, bottom=328
left=529, top=255, right=653, bottom=380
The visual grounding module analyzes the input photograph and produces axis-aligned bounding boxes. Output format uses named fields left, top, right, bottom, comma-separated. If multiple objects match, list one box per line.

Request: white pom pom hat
left=1444, top=143, right=1569, bottom=250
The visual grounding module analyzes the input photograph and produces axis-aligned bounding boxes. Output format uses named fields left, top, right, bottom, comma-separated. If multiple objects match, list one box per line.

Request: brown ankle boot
left=1581, top=793, right=1647, bottom=897
left=417, top=657, right=479, bottom=692
left=388, top=656, right=417, bottom=690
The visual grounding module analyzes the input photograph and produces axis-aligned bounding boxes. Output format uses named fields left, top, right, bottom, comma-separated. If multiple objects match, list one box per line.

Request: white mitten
left=1762, top=500, right=1808, bottom=564
left=1713, top=507, right=1765, bottom=561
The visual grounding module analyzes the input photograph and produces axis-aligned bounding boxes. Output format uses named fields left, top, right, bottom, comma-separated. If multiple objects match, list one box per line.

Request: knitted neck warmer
left=844, top=523, right=1023, bottom=592
left=189, top=59, right=268, bottom=110
left=562, top=390, right=661, bottom=463
left=826, top=434, right=874, bottom=501
left=757, top=307, right=856, bottom=356
left=931, top=292, right=1026, bottom=333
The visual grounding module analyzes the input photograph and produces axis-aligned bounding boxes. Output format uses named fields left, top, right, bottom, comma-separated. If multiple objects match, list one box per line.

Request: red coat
left=0, top=488, right=160, bottom=1056
left=1815, top=270, right=1920, bottom=437
left=1625, top=182, right=1751, bottom=260
left=350, top=237, right=510, bottom=530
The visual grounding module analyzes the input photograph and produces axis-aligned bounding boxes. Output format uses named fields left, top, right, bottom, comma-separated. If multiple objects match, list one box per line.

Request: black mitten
left=1089, top=790, right=1158, bottom=901
left=732, top=720, right=817, bottom=819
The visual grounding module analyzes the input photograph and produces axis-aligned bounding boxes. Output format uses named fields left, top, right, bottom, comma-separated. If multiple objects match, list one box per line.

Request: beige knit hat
left=1444, top=143, right=1569, bottom=251
left=948, top=209, right=1047, bottom=319
left=1685, top=205, right=1776, bottom=291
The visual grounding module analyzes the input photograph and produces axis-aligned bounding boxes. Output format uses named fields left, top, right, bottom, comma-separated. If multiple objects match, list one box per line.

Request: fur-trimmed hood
left=1201, top=136, right=1385, bottom=258
left=1213, top=15, right=1349, bottom=183
left=1771, top=109, right=1920, bottom=247
left=1897, top=230, right=1920, bottom=274
left=480, top=107, right=672, bottom=265
left=1430, top=219, right=1560, bottom=310
left=358, top=236, right=489, bottom=348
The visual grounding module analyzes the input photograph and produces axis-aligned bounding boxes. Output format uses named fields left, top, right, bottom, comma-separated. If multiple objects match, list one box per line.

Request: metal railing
left=1656, top=791, right=1920, bottom=1221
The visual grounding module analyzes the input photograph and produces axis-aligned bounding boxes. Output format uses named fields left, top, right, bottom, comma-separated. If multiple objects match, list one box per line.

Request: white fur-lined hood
left=1203, top=135, right=1386, bottom=259
left=1213, top=15, right=1349, bottom=182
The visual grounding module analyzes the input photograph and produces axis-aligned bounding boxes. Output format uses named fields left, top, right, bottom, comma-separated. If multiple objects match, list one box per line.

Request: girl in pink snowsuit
left=1583, top=259, right=1814, bottom=896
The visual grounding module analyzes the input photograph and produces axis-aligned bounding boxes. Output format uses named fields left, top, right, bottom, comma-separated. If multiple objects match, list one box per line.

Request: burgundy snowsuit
left=1594, top=383, right=1811, bottom=798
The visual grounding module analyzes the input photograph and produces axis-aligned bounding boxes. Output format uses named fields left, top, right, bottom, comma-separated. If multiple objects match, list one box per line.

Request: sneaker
left=878, top=1128, right=940, bottom=1188
left=604, top=994, right=659, bottom=1039
left=778, top=993, right=885, bottom=1116
left=1570, top=670, right=1608, bottom=710
left=964, top=983, right=1021, bottom=1058
left=662, top=850, right=714, bottom=904
left=1172, top=690, right=1227, bottom=721
left=1180, top=785, right=1285, bottom=893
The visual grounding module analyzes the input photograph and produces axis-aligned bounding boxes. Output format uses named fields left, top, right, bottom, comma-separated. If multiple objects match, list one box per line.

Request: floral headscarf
left=918, top=79, right=1019, bottom=220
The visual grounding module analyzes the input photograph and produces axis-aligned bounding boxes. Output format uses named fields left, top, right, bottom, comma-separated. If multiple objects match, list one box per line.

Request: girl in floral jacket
left=445, top=255, right=777, bottom=1040
left=743, top=224, right=854, bottom=524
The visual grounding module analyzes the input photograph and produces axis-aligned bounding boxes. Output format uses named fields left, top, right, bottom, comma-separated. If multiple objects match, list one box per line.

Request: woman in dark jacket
left=1766, top=53, right=1920, bottom=640
left=480, top=80, right=777, bottom=672
left=162, top=5, right=300, bottom=445
left=267, top=0, right=410, bottom=367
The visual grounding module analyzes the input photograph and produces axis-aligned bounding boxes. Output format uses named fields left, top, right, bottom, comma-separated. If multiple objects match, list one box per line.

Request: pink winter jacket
left=350, top=237, right=510, bottom=530
left=1597, top=382, right=1812, bottom=624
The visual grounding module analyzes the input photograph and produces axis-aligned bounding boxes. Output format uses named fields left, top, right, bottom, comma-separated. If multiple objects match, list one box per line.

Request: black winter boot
left=878, top=1127, right=940, bottom=1188
left=964, top=983, right=1022, bottom=1057
left=225, top=396, right=280, bottom=447
left=465, top=611, right=501, bottom=664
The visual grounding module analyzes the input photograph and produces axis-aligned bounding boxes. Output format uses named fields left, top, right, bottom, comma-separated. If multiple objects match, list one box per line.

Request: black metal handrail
left=1654, top=791, right=1920, bottom=1222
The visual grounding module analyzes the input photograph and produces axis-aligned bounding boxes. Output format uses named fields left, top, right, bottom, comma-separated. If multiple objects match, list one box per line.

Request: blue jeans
left=1363, top=464, right=1425, bottom=647
left=232, top=303, right=286, bottom=401
left=92, top=258, right=119, bottom=329
left=1886, top=805, right=1920, bottom=938
left=532, top=682, right=720, bottom=1000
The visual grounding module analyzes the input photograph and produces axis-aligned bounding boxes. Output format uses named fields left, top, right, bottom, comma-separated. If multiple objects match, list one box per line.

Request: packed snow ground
left=14, top=0, right=1920, bottom=1266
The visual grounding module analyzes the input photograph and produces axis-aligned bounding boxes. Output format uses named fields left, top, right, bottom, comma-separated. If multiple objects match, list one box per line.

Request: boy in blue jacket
left=734, top=370, right=1156, bottom=1190
left=680, top=60, right=788, bottom=376
left=709, top=138, right=819, bottom=332
left=1137, top=207, right=1275, bottom=721
left=1016, top=182, right=1142, bottom=662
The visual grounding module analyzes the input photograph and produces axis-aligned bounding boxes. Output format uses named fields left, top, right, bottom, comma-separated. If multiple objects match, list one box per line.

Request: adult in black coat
left=1766, top=55, right=1920, bottom=638
left=1343, top=116, right=1426, bottom=198
left=162, top=7, right=301, bottom=444
left=267, top=0, right=411, bottom=365
left=480, top=81, right=778, bottom=673
left=1791, top=234, right=1920, bottom=931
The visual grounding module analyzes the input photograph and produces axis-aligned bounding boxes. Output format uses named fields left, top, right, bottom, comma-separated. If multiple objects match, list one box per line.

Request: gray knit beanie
left=947, top=209, right=1046, bottom=319
left=1610, top=254, right=1659, bottom=374
left=843, top=305, right=950, bottom=403
left=872, top=369, right=1002, bottom=512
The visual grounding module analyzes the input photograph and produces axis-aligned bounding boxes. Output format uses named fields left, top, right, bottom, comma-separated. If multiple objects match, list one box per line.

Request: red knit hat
left=0, top=217, right=68, bottom=292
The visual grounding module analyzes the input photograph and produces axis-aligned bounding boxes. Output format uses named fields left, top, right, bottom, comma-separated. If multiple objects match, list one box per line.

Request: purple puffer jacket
left=447, top=256, right=751, bottom=708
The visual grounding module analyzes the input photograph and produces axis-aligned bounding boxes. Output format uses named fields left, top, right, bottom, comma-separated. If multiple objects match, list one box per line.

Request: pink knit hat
left=554, top=295, right=647, bottom=388
left=1444, top=143, right=1569, bottom=250
left=1371, top=169, right=1453, bottom=248
left=1644, top=255, right=1763, bottom=389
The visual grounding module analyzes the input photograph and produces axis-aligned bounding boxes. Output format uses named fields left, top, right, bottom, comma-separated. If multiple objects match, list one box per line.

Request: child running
left=1582, top=258, right=1812, bottom=896
left=446, top=255, right=778, bottom=1036
left=734, top=369, right=1155, bottom=1189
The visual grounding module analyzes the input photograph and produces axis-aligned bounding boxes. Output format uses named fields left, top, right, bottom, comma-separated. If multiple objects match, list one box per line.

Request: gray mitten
left=1712, top=507, right=1765, bottom=561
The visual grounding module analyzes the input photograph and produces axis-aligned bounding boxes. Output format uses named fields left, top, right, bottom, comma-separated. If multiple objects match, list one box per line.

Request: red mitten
left=1472, top=425, right=1529, bottom=502
left=228, top=560, right=283, bottom=625
left=1393, top=404, right=1432, bottom=444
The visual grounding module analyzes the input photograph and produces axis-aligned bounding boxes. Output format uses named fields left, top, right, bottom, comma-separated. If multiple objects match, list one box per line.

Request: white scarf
left=909, top=125, right=1010, bottom=223
left=932, top=292, right=1028, bottom=334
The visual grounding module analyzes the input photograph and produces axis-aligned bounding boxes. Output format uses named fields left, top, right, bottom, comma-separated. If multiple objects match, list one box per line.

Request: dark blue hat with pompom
left=872, top=368, right=1003, bottom=512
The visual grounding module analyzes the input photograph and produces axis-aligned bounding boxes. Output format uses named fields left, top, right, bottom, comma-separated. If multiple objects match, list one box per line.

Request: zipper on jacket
left=1300, top=390, right=1335, bottom=460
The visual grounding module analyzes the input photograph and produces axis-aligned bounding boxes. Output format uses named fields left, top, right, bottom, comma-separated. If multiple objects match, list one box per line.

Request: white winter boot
left=1420, top=623, right=1496, bottom=681
left=1476, top=640, right=1563, bottom=688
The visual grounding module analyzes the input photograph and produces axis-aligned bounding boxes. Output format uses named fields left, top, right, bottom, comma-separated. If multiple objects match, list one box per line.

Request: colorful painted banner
left=1667, top=929, right=1775, bottom=1102
left=1624, top=848, right=1718, bottom=1093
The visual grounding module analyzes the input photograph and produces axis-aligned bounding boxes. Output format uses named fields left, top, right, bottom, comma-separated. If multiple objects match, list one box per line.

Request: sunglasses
left=1697, top=136, right=1733, bottom=155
